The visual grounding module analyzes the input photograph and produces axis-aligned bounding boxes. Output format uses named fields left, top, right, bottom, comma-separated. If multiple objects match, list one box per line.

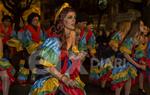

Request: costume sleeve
left=22, top=29, right=33, bottom=47
left=120, top=38, right=133, bottom=55
left=40, top=29, right=46, bottom=42
left=109, top=32, right=121, bottom=49
left=147, top=41, right=150, bottom=58
left=17, top=32, right=23, bottom=41
left=87, top=33, right=96, bottom=49
left=11, top=30, right=17, bottom=38
left=37, top=38, right=61, bottom=67
left=134, top=43, right=147, bottom=59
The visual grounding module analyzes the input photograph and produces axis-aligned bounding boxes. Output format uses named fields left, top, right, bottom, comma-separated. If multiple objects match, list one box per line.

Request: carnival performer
left=21, top=12, right=46, bottom=54
left=147, top=29, right=150, bottom=86
left=29, top=3, right=86, bottom=95
left=16, top=12, right=46, bottom=84
left=110, top=19, right=146, bottom=95
left=90, top=20, right=132, bottom=90
left=77, top=17, right=96, bottom=84
left=0, top=37, right=15, bottom=95
left=0, top=15, right=18, bottom=59
left=78, top=17, right=96, bottom=52
left=133, top=20, right=149, bottom=95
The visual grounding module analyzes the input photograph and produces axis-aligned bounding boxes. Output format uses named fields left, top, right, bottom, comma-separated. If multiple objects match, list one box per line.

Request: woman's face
left=63, top=11, right=76, bottom=30
left=142, top=26, right=149, bottom=35
left=140, top=21, right=145, bottom=32
left=139, top=21, right=149, bottom=35
left=32, top=16, right=39, bottom=26
left=3, top=20, right=11, bottom=27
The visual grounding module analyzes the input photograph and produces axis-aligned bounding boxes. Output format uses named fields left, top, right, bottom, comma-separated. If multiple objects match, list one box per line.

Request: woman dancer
left=29, top=3, right=86, bottom=95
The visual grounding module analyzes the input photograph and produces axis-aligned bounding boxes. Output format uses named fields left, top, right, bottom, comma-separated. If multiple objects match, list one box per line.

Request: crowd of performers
left=0, top=2, right=150, bottom=95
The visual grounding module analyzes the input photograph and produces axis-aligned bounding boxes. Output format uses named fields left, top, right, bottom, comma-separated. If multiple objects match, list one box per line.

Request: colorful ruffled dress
left=21, top=25, right=46, bottom=54
left=0, top=23, right=21, bottom=59
left=2, top=28, right=22, bottom=52
left=78, top=26, right=96, bottom=51
left=90, top=32, right=121, bottom=82
left=90, top=56, right=113, bottom=82
left=111, top=37, right=137, bottom=90
left=146, top=40, right=150, bottom=82
left=17, top=25, right=46, bottom=83
left=17, top=59, right=29, bottom=83
left=29, top=37, right=85, bottom=95
left=134, top=43, right=147, bottom=70
left=29, top=37, right=60, bottom=95
left=78, top=27, right=98, bottom=83
left=0, top=23, right=17, bottom=44
left=60, top=49, right=85, bottom=95
left=0, top=53, right=15, bottom=91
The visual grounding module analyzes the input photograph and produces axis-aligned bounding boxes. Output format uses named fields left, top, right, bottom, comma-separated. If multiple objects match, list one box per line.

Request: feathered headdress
left=54, top=2, right=70, bottom=24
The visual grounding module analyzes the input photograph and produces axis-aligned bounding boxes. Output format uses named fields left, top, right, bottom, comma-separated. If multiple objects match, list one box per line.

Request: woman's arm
left=47, top=66, right=63, bottom=80
left=124, top=53, right=146, bottom=70
left=46, top=66, right=78, bottom=88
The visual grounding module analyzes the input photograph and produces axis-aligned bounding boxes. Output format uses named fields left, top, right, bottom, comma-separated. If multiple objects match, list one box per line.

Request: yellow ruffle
left=19, top=59, right=25, bottom=65
left=104, top=60, right=113, bottom=68
left=111, top=69, right=128, bottom=80
left=19, top=67, right=29, bottom=75
left=136, top=44, right=147, bottom=51
left=26, top=42, right=40, bottom=54
left=109, top=40, right=118, bottom=49
left=72, top=46, right=79, bottom=54
left=0, top=52, right=3, bottom=58
left=90, top=48, right=96, bottom=55
left=0, top=60, right=11, bottom=67
left=7, top=39, right=23, bottom=52
left=32, top=78, right=59, bottom=95
left=120, top=46, right=131, bottom=54
left=90, top=67, right=100, bottom=73
left=39, top=59, right=55, bottom=67
left=75, top=76, right=85, bottom=89
left=128, top=67, right=137, bottom=77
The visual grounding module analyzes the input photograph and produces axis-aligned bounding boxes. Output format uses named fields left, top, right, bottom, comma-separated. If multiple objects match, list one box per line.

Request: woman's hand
left=78, top=51, right=87, bottom=59
left=46, top=66, right=79, bottom=88
left=67, top=79, right=78, bottom=88
left=140, top=65, right=146, bottom=70
left=61, top=75, right=78, bottom=88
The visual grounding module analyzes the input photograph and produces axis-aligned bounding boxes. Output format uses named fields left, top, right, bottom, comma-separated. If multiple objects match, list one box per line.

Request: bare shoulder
left=70, top=31, right=76, bottom=37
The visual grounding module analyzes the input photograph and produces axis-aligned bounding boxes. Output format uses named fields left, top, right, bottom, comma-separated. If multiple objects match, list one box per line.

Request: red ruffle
left=112, top=81, right=126, bottom=90
left=0, top=24, right=13, bottom=44
left=80, top=26, right=93, bottom=42
left=46, top=92, right=56, bottom=95
left=62, top=84, right=84, bottom=95
left=7, top=67, right=15, bottom=83
left=146, top=58, right=150, bottom=68
left=0, top=67, right=15, bottom=91
left=99, top=70, right=112, bottom=82
left=25, top=25, right=41, bottom=43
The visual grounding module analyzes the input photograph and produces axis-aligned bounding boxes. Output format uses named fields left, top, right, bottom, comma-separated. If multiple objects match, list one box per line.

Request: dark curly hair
left=27, top=12, right=40, bottom=25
